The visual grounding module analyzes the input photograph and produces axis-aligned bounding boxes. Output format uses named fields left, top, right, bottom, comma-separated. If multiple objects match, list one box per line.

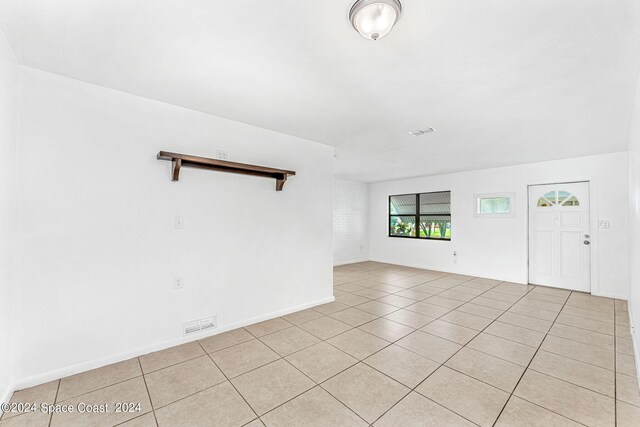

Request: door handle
left=584, top=240, right=590, bottom=245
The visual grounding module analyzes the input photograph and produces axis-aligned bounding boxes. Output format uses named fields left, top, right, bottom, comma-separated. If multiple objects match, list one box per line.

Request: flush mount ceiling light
left=349, top=0, right=402, bottom=41
left=409, top=127, right=436, bottom=136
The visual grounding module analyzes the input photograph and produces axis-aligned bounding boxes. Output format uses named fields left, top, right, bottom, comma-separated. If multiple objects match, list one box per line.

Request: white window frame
left=473, top=192, right=516, bottom=218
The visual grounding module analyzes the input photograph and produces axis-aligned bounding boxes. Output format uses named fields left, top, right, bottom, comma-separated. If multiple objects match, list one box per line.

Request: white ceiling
left=1, top=0, right=639, bottom=182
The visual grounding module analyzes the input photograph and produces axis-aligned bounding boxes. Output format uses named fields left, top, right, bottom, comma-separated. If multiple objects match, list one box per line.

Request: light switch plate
left=598, top=220, right=610, bottom=230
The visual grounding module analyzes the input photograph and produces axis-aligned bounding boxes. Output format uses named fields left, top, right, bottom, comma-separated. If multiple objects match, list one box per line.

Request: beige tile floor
left=2, top=261, right=640, bottom=426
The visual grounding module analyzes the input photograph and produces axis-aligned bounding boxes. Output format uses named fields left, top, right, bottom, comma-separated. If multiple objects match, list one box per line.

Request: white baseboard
left=0, top=383, right=15, bottom=415
left=368, top=258, right=630, bottom=298
left=628, top=304, right=640, bottom=391
left=368, top=258, right=459, bottom=274
left=333, top=258, right=369, bottom=267
left=368, top=258, right=525, bottom=284
left=591, top=290, right=629, bottom=300
left=12, top=295, right=335, bottom=392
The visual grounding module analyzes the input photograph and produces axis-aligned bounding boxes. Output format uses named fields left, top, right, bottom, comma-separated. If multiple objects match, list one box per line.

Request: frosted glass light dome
left=349, top=0, right=402, bottom=41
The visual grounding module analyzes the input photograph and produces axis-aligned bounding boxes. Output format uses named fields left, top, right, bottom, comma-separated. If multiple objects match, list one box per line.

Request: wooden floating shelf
left=157, top=151, right=296, bottom=191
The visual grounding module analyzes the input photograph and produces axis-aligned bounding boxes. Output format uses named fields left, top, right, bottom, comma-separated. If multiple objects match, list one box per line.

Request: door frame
left=525, top=178, right=599, bottom=295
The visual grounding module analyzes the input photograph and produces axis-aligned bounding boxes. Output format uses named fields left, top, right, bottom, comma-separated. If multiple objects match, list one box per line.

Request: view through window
left=389, top=191, right=451, bottom=240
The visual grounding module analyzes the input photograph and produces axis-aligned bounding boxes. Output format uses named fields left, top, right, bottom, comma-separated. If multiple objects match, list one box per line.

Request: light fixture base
left=349, top=0, right=402, bottom=41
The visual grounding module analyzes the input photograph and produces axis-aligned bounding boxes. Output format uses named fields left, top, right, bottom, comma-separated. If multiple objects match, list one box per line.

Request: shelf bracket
left=275, top=174, right=287, bottom=191
left=171, top=158, right=181, bottom=182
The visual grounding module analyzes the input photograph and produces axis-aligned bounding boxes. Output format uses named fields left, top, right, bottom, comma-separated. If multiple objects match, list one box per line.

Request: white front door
left=528, top=182, right=591, bottom=292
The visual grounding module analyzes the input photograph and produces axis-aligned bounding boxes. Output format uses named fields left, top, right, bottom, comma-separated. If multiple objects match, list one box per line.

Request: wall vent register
left=389, top=191, right=451, bottom=240
left=183, top=316, right=217, bottom=335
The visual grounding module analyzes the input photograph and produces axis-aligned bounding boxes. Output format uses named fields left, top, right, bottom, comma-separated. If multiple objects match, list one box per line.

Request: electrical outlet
left=174, top=217, right=184, bottom=229
left=174, top=276, right=184, bottom=290
left=216, top=150, right=228, bottom=160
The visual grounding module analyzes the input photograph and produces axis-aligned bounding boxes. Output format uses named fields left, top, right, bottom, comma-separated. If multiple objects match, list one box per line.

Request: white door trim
left=525, top=177, right=600, bottom=296
left=527, top=182, right=591, bottom=291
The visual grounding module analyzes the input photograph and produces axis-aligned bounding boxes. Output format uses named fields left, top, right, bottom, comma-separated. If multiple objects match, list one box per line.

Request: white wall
left=12, top=67, right=334, bottom=387
left=334, top=179, right=369, bottom=265
left=370, top=152, right=629, bottom=299
left=628, top=76, right=640, bottom=382
left=0, top=30, right=18, bottom=405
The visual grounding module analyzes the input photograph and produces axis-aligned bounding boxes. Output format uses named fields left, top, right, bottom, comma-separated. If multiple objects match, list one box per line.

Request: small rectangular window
left=389, top=191, right=451, bottom=240
left=474, top=193, right=515, bottom=217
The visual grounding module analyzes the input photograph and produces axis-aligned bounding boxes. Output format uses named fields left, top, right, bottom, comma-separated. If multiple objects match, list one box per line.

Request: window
left=389, top=191, right=451, bottom=240
left=536, top=190, right=580, bottom=207
left=474, top=193, right=515, bottom=217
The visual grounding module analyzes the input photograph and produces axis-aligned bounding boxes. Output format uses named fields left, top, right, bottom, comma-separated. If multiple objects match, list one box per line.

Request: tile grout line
left=196, top=340, right=263, bottom=425
left=555, top=315, right=617, bottom=333
left=251, top=276, right=432, bottom=425
left=293, top=280, right=618, bottom=426
left=254, top=274, right=492, bottom=426
left=244, top=304, right=510, bottom=426
left=269, top=322, right=391, bottom=425
left=368, top=280, right=538, bottom=426
left=42, top=349, right=237, bottom=412
left=528, top=346, right=614, bottom=373
left=342, top=264, right=628, bottom=414
left=246, top=321, right=365, bottom=420
left=256, top=333, right=321, bottom=358
left=198, top=332, right=255, bottom=354
left=522, top=355, right=619, bottom=398
left=47, top=375, right=145, bottom=406
left=299, top=278, right=470, bottom=353
left=141, top=376, right=225, bottom=413
left=317, top=278, right=502, bottom=373
left=490, top=290, right=588, bottom=427
left=459, top=300, right=618, bottom=373
left=137, top=357, right=159, bottom=427
left=335, top=274, right=455, bottom=301
left=33, top=314, right=384, bottom=420
left=391, top=284, right=603, bottom=425
left=315, top=311, right=470, bottom=424
left=113, top=412, right=157, bottom=427
left=543, top=325, right=615, bottom=350
left=142, top=352, right=208, bottom=376
left=481, top=324, right=547, bottom=349
left=263, top=359, right=371, bottom=426
left=203, top=344, right=284, bottom=383
left=47, top=379, right=60, bottom=427
left=244, top=320, right=296, bottom=340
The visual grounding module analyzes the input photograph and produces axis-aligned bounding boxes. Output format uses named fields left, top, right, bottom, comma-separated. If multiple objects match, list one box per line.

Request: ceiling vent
left=409, top=127, right=435, bottom=136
